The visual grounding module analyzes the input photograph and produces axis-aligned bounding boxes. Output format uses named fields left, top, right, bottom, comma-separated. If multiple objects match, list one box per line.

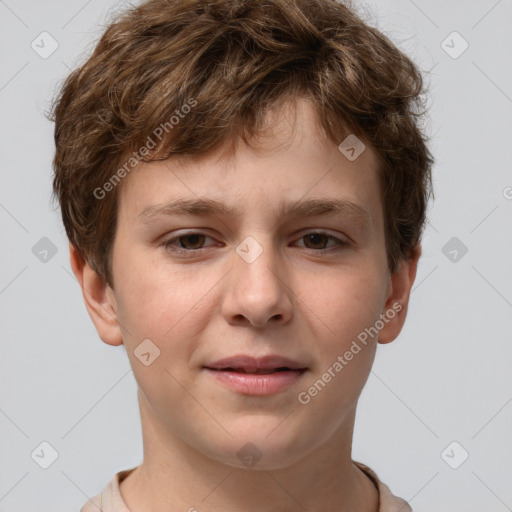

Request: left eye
left=295, top=232, right=347, bottom=250
left=162, top=232, right=347, bottom=254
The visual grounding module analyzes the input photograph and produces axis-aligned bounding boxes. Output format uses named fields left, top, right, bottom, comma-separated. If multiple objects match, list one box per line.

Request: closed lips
left=203, top=354, right=308, bottom=395
left=211, top=367, right=304, bottom=374
left=203, top=355, right=308, bottom=374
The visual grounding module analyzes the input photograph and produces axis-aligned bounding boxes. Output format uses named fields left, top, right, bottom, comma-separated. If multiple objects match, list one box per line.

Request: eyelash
left=162, top=231, right=349, bottom=255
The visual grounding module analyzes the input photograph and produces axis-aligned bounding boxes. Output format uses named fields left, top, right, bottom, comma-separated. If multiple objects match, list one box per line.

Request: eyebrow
left=138, top=197, right=370, bottom=229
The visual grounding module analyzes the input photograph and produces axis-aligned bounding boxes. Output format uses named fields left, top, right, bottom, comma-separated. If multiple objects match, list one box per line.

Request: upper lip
left=204, top=354, right=307, bottom=371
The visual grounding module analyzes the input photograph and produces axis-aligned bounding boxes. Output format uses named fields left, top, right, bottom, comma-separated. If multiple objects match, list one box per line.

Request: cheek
left=295, top=270, right=383, bottom=421
left=112, top=253, right=220, bottom=379
left=299, top=265, right=387, bottom=348
left=113, top=249, right=200, bottom=333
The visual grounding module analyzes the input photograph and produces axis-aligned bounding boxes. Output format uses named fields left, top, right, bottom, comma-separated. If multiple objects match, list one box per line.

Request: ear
left=69, top=242, right=123, bottom=346
left=378, top=243, right=421, bottom=344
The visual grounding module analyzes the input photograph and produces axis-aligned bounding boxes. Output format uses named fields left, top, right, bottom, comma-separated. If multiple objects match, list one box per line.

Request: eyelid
left=293, top=231, right=349, bottom=248
left=162, top=229, right=350, bottom=255
left=162, top=231, right=218, bottom=252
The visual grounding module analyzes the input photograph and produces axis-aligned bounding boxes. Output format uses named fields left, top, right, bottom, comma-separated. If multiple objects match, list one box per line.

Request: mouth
left=203, top=354, right=308, bottom=374
left=203, top=355, right=308, bottom=395
left=206, top=366, right=306, bottom=374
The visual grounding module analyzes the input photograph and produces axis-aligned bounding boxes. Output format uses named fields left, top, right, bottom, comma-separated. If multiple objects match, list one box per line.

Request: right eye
left=162, top=232, right=217, bottom=255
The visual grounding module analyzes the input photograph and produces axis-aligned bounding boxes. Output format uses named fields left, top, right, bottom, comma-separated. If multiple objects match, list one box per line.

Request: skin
left=70, top=98, right=420, bottom=512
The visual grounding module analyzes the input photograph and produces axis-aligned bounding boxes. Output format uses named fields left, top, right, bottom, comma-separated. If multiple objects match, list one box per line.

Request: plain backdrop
left=1, top=1, right=511, bottom=511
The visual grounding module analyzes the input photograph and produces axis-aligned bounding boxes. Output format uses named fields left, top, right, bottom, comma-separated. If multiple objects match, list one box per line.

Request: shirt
left=80, top=461, right=412, bottom=512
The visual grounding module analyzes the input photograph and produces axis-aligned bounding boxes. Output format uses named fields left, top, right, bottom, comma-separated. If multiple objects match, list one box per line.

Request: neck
left=119, top=391, right=379, bottom=512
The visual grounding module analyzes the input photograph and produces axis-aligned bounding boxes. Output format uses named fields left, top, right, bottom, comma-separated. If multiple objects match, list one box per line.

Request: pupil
left=307, top=233, right=326, bottom=249
left=182, top=234, right=203, bottom=249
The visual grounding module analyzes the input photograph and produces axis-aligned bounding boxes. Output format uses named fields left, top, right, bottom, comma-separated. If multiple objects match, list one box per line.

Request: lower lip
left=204, top=368, right=306, bottom=395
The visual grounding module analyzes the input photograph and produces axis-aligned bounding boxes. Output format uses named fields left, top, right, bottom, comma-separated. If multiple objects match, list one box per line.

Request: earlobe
left=69, top=243, right=124, bottom=346
left=378, top=244, right=421, bottom=344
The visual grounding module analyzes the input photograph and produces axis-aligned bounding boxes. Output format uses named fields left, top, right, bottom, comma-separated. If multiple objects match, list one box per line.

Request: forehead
left=116, top=99, right=383, bottom=231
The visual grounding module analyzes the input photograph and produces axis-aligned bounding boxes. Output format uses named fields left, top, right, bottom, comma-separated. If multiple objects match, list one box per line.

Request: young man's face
left=77, top=99, right=418, bottom=470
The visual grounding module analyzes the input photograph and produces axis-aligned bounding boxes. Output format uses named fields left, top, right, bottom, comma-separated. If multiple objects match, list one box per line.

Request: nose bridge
left=223, top=232, right=292, bottom=327
left=235, top=232, right=284, bottom=295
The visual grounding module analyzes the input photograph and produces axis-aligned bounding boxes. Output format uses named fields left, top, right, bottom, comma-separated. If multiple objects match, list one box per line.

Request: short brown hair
left=51, top=0, right=433, bottom=288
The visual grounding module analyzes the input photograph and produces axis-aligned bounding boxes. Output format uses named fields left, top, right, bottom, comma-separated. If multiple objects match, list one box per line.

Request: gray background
left=1, top=0, right=511, bottom=511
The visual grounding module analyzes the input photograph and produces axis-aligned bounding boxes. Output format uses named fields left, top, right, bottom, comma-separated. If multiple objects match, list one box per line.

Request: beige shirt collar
left=81, top=462, right=412, bottom=512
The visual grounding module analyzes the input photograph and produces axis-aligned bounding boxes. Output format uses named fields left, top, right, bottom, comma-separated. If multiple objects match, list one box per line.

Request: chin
left=200, top=429, right=308, bottom=471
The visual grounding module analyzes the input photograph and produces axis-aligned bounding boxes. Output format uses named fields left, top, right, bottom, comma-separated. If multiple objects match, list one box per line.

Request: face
left=80, top=99, right=417, bottom=471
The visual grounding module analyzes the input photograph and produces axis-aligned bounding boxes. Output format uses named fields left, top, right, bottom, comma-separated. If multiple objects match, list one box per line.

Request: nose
left=220, top=236, right=293, bottom=328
